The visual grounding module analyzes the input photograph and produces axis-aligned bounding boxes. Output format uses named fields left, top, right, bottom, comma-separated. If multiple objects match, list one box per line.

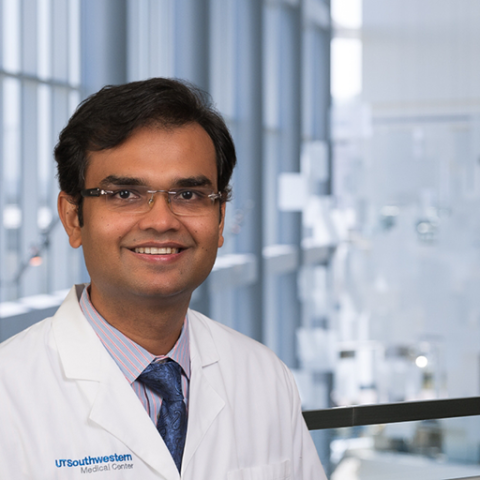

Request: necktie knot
left=138, top=360, right=184, bottom=402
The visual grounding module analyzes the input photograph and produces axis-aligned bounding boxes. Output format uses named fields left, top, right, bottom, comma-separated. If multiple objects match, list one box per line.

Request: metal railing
left=303, top=397, right=480, bottom=480
left=303, top=396, right=480, bottom=430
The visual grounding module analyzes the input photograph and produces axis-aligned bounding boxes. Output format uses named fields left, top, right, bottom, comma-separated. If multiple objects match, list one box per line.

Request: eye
left=117, top=189, right=133, bottom=199
left=180, top=190, right=195, bottom=200
left=175, top=189, right=205, bottom=201
left=109, top=188, right=142, bottom=201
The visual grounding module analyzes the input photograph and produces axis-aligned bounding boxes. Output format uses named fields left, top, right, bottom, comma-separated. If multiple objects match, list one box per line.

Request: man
left=0, top=78, right=326, bottom=479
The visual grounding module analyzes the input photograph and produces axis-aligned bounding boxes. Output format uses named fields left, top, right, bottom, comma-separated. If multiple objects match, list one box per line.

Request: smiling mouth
left=134, top=247, right=180, bottom=255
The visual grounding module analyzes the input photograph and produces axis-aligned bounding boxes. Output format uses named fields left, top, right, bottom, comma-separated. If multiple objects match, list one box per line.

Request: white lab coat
left=0, top=285, right=326, bottom=480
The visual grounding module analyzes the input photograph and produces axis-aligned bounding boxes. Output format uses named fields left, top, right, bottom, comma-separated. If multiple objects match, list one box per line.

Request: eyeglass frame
left=80, top=186, right=224, bottom=217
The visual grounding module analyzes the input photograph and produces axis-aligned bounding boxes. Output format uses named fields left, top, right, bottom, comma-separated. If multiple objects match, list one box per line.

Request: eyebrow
left=99, top=175, right=147, bottom=187
left=174, top=176, right=213, bottom=188
left=99, top=175, right=214, bottom=189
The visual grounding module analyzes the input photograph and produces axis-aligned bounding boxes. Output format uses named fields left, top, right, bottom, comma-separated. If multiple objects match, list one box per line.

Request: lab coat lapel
left=181, top=310, right=225, bottom=471
left=52, top=286, right=180, bottom=480
left=89, top=372, right=180, bottom=480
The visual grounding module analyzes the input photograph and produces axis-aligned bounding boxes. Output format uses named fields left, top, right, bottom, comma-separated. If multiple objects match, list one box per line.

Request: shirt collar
left=79, top=286, right=191, bottom=384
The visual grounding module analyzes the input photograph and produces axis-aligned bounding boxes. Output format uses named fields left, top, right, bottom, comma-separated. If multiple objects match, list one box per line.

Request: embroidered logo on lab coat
left=55, top=453, right=134, bottom=473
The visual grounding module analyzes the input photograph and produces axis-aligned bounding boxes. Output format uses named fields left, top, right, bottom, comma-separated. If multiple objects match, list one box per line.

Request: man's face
left=61, top=123, right=225, bottom=304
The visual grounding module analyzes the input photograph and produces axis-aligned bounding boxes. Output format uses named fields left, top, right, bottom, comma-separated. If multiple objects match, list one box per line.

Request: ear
left=58, top=192, right=83, bottom=249
left=218, top=202, right=226, bottom=248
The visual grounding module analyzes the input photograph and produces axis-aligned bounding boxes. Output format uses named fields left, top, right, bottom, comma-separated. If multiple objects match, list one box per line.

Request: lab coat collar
left=52, top=285, right=103, bottom=381
left=51, top=286, right=225, bottom=479
left=187, top=309, right=219, bottom=368
left=181, top=310, right=225, bottom=472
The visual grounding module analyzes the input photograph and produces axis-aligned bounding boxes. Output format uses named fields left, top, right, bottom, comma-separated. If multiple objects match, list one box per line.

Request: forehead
left=85, top=124, right=218, bottom=188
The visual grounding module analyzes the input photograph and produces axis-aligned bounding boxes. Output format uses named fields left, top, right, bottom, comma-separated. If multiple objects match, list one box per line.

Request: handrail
left=303, top=396, right=480, bottom=430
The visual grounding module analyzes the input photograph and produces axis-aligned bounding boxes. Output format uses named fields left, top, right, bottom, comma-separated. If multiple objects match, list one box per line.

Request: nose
left=147, top=191, right=171, bottom=210
left=137, top=192, right=182, bottom=232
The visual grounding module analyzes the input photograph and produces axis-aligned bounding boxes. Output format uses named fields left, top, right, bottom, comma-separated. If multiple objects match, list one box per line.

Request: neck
left=88, top=284, right=190, bottom=356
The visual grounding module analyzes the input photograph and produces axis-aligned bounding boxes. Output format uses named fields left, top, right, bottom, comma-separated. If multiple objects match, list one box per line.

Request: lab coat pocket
left=226, top=460, right=291, bottom=480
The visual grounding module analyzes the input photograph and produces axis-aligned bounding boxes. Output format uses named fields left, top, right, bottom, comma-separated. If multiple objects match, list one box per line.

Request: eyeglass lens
left=103, top=186, right=219, bottom=216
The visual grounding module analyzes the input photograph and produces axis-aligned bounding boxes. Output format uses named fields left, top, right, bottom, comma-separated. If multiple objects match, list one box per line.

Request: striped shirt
left=79, top=286, right=190, bottom=425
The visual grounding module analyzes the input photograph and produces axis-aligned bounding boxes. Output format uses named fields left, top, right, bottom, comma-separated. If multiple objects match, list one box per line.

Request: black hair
left=54, top=77, right=236, bottom=224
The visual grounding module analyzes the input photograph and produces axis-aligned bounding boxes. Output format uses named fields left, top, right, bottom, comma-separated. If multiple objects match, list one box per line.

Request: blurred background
left=2, top=0, right=480, bottom=477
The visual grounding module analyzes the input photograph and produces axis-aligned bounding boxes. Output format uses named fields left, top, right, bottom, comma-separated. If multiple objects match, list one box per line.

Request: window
left=0, top=0, right=81, bottom=302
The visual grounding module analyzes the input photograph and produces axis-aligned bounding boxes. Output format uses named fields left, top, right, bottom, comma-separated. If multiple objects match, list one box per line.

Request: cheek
left=83, top=219, right=127, bottom=250
left=192, top=221, right=221, bottom=252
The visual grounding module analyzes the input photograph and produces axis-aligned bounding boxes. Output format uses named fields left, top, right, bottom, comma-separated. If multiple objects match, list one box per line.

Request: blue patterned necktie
left=138, top=360, right=187, bottom=472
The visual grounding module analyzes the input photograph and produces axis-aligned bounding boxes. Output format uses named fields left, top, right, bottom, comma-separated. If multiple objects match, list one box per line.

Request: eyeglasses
left=81, top=185, right=223, bottom=217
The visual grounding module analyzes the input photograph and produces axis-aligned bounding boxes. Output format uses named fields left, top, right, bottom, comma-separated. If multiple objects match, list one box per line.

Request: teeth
left=134, top=247, right=179, bottom=255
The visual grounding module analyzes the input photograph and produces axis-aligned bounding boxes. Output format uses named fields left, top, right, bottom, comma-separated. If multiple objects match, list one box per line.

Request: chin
left=132, top=283, right=194, bottom=301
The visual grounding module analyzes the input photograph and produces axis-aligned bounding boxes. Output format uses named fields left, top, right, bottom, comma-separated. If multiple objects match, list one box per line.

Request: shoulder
left=0, top=316, right=52, bottom=355
left=188, top=308, right=277, bottom=357
left=0, top=316, right=54, bottom=378
left=187, top=309, right=295, bottom=388
left=0, top=285, right=85, bottom=373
